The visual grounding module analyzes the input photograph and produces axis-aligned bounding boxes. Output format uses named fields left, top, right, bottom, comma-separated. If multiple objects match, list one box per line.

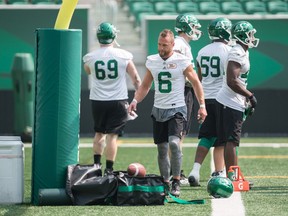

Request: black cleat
left=188, top=175, right=200, bottom=187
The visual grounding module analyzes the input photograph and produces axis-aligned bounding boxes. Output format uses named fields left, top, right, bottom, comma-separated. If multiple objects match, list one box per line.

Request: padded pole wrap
left=32, top=29, right=82, bottom=205
left=38, top=188, right=72, bottom=206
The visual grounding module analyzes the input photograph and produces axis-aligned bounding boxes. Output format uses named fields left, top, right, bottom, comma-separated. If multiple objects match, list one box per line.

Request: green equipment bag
left=116, top=173, right=166, bottom=206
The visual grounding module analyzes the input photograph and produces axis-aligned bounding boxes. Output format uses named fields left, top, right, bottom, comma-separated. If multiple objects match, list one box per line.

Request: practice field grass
left=0, top=137, right=287, bottom=216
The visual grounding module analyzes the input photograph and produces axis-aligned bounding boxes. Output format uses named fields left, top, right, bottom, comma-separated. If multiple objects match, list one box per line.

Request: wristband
left=199, top=104, right=205, bottom=109
left=132, top=98, right=138, bottom=104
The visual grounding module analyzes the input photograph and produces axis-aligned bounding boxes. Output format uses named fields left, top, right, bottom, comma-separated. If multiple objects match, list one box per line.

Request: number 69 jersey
left=83, top=46, right=133, bottom=101
left=146, top=52, right=191, bottom=109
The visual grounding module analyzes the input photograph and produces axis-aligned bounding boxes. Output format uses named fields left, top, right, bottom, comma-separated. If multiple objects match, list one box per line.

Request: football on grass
left=127, top=162, right=146, bottom=177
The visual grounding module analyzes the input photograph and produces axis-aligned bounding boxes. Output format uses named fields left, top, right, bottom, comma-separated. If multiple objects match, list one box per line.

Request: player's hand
left=128, top=99, right=137, bottom=114
left=245, top=107, right=255, bottom=117
left=197, top=106, right=207, bottom=124
left=248, top=94, right=257, bottom=108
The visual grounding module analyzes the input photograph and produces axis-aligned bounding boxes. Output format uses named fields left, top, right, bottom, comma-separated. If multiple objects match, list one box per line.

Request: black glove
left=248, top=94, right=257, bottom=108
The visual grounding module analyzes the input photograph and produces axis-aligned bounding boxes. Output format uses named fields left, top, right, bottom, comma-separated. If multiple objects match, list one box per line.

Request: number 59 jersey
left=196, top=42, right=231, bottom=99
left=83, top=46, right=133, bottom=101
left=146, top=52, right=191, bottom=109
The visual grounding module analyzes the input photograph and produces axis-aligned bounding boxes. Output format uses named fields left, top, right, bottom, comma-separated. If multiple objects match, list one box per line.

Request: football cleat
left=180, top=170, right=189, bottom=186
left=170, top=180, right=181, bottom=197
left=188, top=174, right=200, bottom=187
left=104, top=168, right=114, bottom=176
left=211, top=170, right=226, bottom=178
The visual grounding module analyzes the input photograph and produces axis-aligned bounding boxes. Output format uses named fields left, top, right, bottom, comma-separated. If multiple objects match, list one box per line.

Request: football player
left=188, top=17, right=233, bottom=186
left=128, top=29, right=207, bottom=196
left=215, top=21, right=259, bottom=178
left=83, top=22, right=141, bottom=176
left=173, top=14, right=202, bottom=185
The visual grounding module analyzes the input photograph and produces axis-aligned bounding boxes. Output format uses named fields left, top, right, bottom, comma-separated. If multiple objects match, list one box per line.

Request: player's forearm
left=227, top=79, right=252, bottom=98
left=192, top=80, right=205, bottom=106
left=133, top=85, right=150, bottom=103
left=132, top=75, right=142, bottom=90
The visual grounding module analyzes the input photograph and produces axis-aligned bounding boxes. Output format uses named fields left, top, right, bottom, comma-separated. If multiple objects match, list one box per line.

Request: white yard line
left=210, top=149, right=246, bottom=216
left=211, top=192, right=245, bottom=216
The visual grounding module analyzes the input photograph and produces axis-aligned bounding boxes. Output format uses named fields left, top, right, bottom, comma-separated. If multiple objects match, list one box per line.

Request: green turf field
left=0, top=137, right=287, bottom=216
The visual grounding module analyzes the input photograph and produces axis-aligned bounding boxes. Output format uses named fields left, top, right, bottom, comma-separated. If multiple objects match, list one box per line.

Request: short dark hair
left=159, top=29, right=174, bottom=43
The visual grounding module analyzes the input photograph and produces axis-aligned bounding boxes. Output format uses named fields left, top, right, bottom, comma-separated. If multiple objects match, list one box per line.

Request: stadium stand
left=130, top=2, right=154, bottom=16
left=170, top=0, right=191, bottom=2
left=221, top=1, right=245, bottom=14
left=176, top=2, right=200, bottom=14
left=119, top=0, right=288, bottom=29
left=215, top=0, right=238, bottom=2
left=149, top=0, right=171, bottom=2
left=192, top=0, right=215, bottom=2
left=154, top=2, right=177, bottom=15
left=267, top=1, right=288, bottom=14
left=244, top=1, right=267, bottom=14
left=134, top=11, right=157, bottom=27
left=238, top=0, right=261, bottom=2
left=199, top=1, right=222, bottom=14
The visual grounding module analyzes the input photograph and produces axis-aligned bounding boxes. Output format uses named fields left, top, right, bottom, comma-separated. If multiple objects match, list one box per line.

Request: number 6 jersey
left=83, top=46, right=133, bottom=101
left=146, top=52, right=191, bottom=109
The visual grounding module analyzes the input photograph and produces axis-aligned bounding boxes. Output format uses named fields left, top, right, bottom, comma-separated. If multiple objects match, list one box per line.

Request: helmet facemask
left=187, top=23, right=202, bottom=41
left=245, top=29, right=259, bottom=48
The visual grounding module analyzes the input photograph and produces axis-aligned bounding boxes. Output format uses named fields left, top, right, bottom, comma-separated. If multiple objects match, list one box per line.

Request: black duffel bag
left=66, top=164, right=118, bottom=205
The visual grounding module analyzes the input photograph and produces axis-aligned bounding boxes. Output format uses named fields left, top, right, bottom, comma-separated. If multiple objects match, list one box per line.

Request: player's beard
left=159, top=49, right=172, bottom=59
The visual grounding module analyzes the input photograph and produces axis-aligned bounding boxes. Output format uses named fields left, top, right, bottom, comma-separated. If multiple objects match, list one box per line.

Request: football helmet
left=208, top=17, right=232, bottom=42
left=96, top=22, right=118, bottom=44
left=175, top=14, right=202, bottom=41
left=231, top=21, right=259, bottom=48
left=207, top=177, right=234, bottom=198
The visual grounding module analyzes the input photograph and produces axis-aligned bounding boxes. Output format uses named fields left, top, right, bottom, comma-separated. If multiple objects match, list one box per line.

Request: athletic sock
left=93, top=154, right=101, bottom=165
left=189, top=162, right=201, bottom=177
left=106, top=160, right=114, bottom=170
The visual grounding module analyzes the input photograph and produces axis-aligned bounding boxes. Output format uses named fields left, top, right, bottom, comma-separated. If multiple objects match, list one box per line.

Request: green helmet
left=175, top=14, right=202, bottom=40
left=231, top=21, right=259, bottom=48
left=208, top=17, right=232, bottom=42
left=207, top=177, right=234, bottom=198
left=97, top=22, right=118, bottom=44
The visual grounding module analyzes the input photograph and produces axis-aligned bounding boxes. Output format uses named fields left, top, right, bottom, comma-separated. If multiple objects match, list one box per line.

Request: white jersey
left=174, top=36, right=195, bottom=87
left=216, top=44, right=250, bottom=112
left=146, top=52, right=191, bottom=109
left=173, top=36, right=194, bottom=66
left=83, top=46, right=132, bottom=101
left=196, top=42, right=231, bottom=99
